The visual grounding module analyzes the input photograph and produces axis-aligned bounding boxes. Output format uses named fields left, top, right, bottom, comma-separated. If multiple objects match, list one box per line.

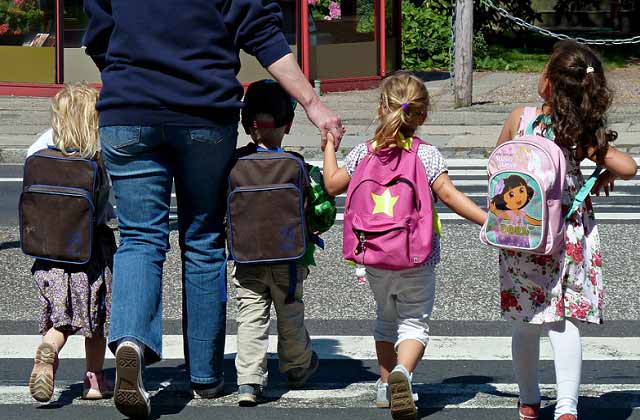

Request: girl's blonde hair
left=372, top=72, right=429, bottom=151
left=51, top=82, right=100, bottom=159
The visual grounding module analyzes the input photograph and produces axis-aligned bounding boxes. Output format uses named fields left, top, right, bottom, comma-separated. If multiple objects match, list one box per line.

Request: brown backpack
left=227, top=146, right=310, bottom=264
left=20, top=148, right=109, bottom=264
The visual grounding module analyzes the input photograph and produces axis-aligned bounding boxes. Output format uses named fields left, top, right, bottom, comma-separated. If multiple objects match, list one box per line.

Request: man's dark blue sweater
left=83, top=0, right=291, bottom=127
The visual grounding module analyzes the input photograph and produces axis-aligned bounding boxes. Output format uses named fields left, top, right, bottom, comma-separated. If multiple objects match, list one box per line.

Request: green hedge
left=401, top=0, right=537, bottom=71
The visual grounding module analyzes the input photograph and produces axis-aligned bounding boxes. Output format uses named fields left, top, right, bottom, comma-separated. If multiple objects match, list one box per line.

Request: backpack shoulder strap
left=522, top=107, right=540, bottom=135
left=565, top=166, right=602, bottom=221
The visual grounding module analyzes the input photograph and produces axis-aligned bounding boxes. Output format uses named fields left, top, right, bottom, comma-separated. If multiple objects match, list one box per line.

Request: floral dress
left=499, top=108, right=604, bottom=324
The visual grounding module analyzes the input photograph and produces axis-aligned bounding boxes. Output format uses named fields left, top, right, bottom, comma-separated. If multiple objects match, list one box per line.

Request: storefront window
left=0, top=0, right=56, bottom=83
left=307, top=0, right=377, bottom=80
left=62, top=0, right=99, bottom=83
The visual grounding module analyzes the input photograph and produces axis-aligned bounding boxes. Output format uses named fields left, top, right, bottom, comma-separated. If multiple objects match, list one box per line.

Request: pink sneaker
left=82, top=371, right=113, bottom=400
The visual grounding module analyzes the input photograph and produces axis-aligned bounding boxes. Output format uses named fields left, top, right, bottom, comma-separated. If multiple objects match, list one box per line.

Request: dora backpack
left=343, top=137, right=434, bottom=270
left=480, top=107, right=600, bottom=255
left=20, top=147, right=109, bottom=264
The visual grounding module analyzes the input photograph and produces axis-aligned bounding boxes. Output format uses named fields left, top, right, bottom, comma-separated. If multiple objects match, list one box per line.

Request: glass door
left=306, top=0, right=378, bottom=80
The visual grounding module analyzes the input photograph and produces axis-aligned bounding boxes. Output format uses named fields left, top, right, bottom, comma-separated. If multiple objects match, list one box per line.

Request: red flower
left=501, top=291, right=518, bottom=311
left=0, top=24, right=9, bottom=36
left=569, top=303, right=588, bottom=319
left=556, top=300, right=564, bottom=316
left=589, top=269, right=598, bottom=286
left=566, top=242, right=584, bottom=264
left=14, top=0, right=26, bottom=6
left=530, top=289, right=546, bottom=305
left=534, top=255, right=552, bottom=266
left=12, top=29, right=21, bottom=36
left=592, top=253, right=602, bottom=267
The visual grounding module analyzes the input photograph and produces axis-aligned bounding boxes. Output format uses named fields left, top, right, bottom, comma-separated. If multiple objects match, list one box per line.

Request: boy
left=232, top=79, right=335, bottom=406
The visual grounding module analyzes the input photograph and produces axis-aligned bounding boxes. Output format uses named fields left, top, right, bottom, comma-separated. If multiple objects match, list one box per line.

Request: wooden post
left=454, top=0, right=473, bottom=108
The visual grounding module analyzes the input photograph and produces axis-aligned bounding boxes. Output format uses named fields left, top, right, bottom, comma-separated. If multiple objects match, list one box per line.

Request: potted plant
left=0, top=0, right=45, bottom=45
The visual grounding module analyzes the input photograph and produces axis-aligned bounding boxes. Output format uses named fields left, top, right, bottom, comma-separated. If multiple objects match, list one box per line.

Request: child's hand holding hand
left=591, top=170, right=617, bottom=197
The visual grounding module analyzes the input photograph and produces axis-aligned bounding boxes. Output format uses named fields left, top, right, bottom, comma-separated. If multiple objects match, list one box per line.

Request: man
left=83, top=0, right=344, bottom=417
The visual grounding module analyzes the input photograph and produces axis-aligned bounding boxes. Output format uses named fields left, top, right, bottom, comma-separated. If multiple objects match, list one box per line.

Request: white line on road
left=0, top=383, right=638, bottom=408
left=2, top=335, right=640, bottom=361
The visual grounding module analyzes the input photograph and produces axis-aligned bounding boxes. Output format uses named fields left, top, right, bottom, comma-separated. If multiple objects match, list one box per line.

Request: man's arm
left=223, top=0, right=344, bottom=147
left=82, top=0, right=114, bottom=71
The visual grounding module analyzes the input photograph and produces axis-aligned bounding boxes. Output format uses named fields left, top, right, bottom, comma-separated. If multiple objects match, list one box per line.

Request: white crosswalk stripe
left=1, top=333, right=639, bottom=411
left=3, top=335, right=640, bottom=360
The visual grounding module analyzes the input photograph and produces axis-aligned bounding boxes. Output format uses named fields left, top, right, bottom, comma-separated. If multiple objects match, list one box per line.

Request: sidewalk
left=0, top=71, right=638, bottom=163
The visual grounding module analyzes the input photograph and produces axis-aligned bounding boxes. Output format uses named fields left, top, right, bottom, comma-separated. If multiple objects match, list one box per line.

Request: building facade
left=0, top=0, right=401, bottom=96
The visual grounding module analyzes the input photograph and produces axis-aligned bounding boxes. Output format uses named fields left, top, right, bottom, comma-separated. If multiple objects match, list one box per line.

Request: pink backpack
left=480, top=107, right=568, bottom=255
left=343, top=137, right=433, bottom=270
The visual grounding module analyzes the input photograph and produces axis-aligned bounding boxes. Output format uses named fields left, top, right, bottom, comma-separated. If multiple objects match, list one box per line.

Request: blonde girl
left=323, top=72, right=486, bottom=420
left=27, top=83, right=115, bottom=402
left=495, top=41, right=637, bottom=420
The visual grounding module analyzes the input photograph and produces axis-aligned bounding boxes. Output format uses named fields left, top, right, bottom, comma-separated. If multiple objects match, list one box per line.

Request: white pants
left=512, top=318, right=582, bottom=419
left=366, top=265, right=436, bottom=349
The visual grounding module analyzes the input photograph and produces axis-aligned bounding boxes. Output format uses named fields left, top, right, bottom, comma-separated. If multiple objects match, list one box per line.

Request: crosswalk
left=2, top=322, right=639, bottom=418
left=169, top=158, right=640, bottom=222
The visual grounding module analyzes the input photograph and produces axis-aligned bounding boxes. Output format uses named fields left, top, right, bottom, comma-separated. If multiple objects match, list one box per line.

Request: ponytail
left=373, top=72, right=429, bottom=151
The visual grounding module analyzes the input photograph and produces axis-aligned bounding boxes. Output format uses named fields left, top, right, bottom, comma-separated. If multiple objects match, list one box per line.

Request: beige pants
left=233, top=263, right=312, bottom=386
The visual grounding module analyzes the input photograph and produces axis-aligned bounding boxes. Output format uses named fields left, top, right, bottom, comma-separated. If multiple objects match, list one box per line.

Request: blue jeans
left=101, top=124, right=237, bottom=385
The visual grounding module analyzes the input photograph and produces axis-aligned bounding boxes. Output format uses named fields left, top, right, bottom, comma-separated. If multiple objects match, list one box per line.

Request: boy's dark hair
left=241, top=79, right=296, bottom=132
left=546, top=40, right=617, bottom=163
left=491, top=175, right=535, bottom=211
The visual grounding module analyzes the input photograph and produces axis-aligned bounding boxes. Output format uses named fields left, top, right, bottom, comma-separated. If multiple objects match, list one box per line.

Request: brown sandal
left=28, top=342, right=58, bottom=402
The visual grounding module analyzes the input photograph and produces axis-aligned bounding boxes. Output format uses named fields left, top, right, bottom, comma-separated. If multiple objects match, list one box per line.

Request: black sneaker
left=237, top=384, right=262, bottom=406
left=114, top=341, right=150, bottom=419
left=192, top=380, right=224, bottom=399
left=287, top=351, right=319, bottom=389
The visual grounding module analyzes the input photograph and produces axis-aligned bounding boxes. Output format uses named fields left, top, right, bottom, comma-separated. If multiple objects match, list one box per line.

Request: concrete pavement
left=0, top=71, right=639, bottom=163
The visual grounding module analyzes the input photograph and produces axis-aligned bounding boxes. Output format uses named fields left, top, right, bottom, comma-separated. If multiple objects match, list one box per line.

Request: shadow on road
left=0, top=240, right=20, bottom=251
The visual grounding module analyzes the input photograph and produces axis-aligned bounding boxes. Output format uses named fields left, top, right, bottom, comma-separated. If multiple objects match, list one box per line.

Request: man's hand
left=591, top=170, right=616, bottom=197
left=305, top=96, right=345, bottom=151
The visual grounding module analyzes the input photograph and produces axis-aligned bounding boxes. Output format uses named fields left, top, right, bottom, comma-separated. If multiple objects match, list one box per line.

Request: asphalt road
left=1, top=160, right=639, bottom=419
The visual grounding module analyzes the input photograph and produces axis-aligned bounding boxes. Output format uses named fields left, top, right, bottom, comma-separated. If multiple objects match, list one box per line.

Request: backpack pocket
left=348, top=214, right=420, bottom=270
left=227, top=183, right=307, bottom=263
left=19, top=185, right=95, bottom=264
left=483, top=171, right=546, bottom=252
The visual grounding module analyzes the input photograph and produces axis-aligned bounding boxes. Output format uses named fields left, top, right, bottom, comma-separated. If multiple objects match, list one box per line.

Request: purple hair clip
left=401, top=103, right=409, bottom=112
left=495, top=179, right=505, bottom=195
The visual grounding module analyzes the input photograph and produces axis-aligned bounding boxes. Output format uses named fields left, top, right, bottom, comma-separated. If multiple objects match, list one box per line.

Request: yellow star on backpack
left=371, top=188, right=399, bottom=217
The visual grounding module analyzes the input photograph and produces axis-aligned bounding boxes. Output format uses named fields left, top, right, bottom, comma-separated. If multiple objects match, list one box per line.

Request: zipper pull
left=354, top=231, right=366, bottom=255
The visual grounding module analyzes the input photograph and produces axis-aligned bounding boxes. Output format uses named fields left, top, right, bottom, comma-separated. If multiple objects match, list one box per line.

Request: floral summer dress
left=499, top=107, right=604, bottom=324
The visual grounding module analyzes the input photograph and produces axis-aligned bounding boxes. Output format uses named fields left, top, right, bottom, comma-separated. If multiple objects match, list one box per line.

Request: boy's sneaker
left=114, top=340, right=150, bottom=419
left=192, top=380, right=224, bottom=399
left=287, top=351, right=319, bottom=389
left=388, top=364, right=417, bottom=420
left=237, top=384, right=263, bottom=407
left=375, top=379, right=390, bottom=408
